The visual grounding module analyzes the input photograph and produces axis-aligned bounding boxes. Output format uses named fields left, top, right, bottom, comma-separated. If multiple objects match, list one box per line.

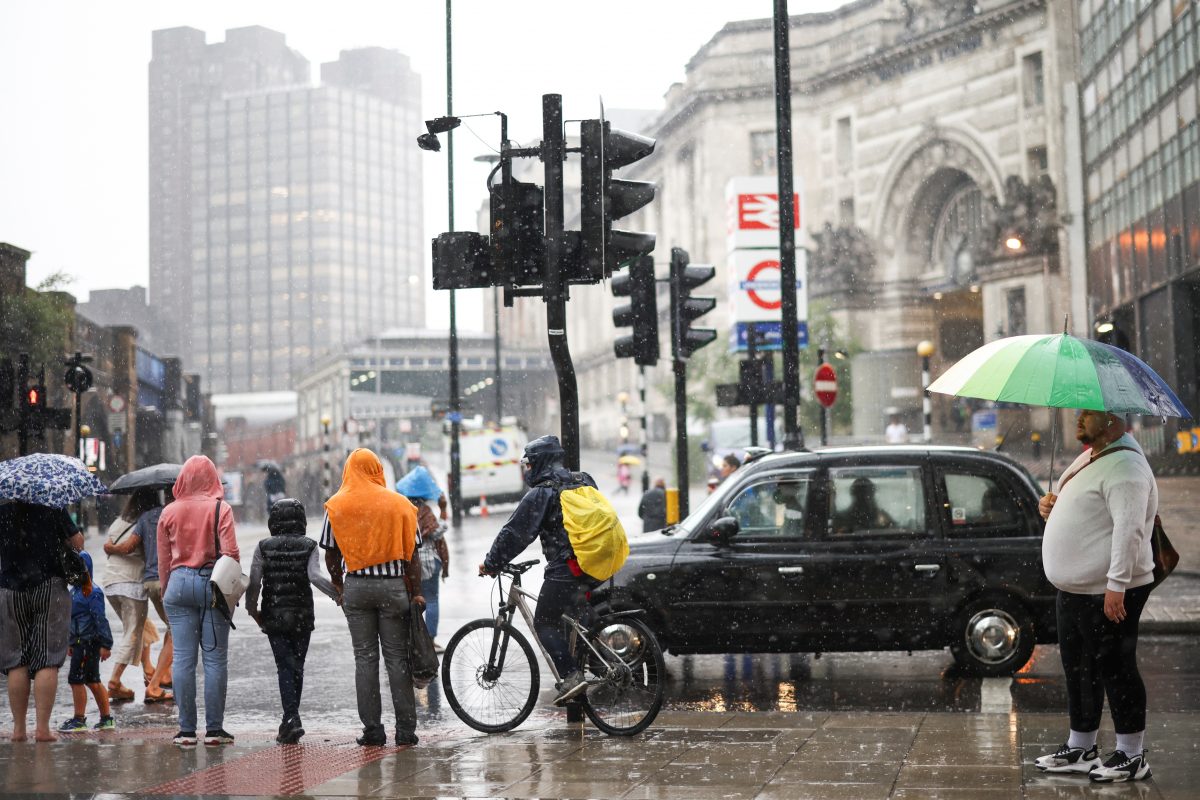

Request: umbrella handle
left=1047, top=408, right=1060, bottom=491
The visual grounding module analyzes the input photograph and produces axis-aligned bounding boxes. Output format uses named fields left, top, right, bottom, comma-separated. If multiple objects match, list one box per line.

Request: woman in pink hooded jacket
left=157, top=456, right=239, bottom=748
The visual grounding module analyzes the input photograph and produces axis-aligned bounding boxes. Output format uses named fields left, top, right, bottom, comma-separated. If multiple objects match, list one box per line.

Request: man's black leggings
left=1056, top=583, right=1152, bottom=734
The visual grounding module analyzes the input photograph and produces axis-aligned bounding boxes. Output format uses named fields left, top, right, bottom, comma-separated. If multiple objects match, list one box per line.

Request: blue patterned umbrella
left=0, top=453, right=108, bottom=508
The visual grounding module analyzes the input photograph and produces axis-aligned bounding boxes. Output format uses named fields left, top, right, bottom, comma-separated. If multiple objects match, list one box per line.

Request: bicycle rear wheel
left=581, top=616, right=666, bottom=736
left=442, top=618, right=540, bottom=733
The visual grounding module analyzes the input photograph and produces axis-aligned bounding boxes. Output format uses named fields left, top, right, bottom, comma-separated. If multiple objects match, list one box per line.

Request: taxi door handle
left=777, top=566, right=805, bottom=574
left=914, top=564, right=941, bottom=573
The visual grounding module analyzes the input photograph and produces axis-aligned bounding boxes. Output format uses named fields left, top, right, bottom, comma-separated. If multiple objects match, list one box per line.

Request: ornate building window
left=931, top=182, right=985, bottom=285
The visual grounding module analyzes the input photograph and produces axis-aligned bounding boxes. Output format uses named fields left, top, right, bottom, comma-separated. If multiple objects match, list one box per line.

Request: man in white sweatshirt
left=1034, top=409, right=1158, bottom=783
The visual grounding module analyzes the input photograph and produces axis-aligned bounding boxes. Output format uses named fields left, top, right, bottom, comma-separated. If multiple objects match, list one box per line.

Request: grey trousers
left=342, top=576, right=416, bottom=736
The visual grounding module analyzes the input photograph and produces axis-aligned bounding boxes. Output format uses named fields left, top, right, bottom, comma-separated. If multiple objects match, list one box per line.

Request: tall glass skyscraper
left=1078, top=0, right=1199, bottom=422
left=150, top=27, right=423, bottom=393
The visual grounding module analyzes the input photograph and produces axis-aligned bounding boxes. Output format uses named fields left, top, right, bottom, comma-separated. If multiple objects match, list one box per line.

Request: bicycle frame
left=489, top=572, right=565, bottom=683
left=488, top=571, right=631, bottom=686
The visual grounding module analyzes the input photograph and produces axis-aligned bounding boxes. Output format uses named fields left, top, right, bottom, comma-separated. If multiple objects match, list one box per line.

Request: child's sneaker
left=1034, top=742, right=1101, bottom=773
left=93, top=716, right=115, bottom=731
left=58, top=716, right=87, bottom=733
left=1090, top=750, right=1152, bottom=783
left=173, top=730, right=198, bottom=747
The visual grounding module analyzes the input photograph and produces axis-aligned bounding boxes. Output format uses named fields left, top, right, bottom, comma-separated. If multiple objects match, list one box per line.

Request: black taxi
left=597, top=446, right=1056, bottom=676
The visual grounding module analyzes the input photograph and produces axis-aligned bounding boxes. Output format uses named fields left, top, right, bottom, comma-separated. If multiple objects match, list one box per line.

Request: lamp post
left=917, top=340, right=935, bottom=443
left=321, top=414, right=332, bottom=498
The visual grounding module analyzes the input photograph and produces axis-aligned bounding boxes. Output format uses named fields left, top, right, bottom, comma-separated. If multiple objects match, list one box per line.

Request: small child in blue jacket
left=59, top=552, right=115, bottom=732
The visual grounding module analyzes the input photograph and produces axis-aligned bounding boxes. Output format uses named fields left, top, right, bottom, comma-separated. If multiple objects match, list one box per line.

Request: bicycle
left=441, top=559, right=665, bottom=736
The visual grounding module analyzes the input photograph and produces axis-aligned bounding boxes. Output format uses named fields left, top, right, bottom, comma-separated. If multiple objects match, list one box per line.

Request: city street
left=2, top=465, right=1199, bottom=797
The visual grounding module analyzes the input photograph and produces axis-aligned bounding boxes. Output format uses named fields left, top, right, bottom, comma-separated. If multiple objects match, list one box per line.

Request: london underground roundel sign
left=814, top=362, right=838, bottom=408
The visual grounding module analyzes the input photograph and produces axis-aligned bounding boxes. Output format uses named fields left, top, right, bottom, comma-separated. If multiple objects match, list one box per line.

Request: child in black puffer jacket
left=246, top=498, right=338, bottom=744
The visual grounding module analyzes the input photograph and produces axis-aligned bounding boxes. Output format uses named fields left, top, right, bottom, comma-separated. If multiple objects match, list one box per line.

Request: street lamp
left=917, top=340, right=935, bottom=443
left=320, top=413, right=332, bottom=498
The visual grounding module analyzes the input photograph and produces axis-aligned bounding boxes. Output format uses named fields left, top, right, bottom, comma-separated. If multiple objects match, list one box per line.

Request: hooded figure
left=156, top=455, right=240, bottom=747
left=324, top=449, right=417, bottom=573
left=480, top=435, right=599, bottom=705
left=319, top=449, right=424, bottom=749
left=246, top=498, right=338, bottom=745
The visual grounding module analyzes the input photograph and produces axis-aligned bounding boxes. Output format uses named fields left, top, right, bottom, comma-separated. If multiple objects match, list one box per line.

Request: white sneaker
left=1090, top=750, right=1151, bottom=783
left=1034, top=742, right=1101, bottom=773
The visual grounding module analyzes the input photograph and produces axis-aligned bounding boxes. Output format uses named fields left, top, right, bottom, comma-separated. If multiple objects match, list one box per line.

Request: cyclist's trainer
left=479, top=435, right=597, bottom=705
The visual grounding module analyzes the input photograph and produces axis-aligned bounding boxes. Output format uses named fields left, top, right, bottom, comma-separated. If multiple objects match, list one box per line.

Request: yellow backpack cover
left=560, top=485, right=628, bottom=581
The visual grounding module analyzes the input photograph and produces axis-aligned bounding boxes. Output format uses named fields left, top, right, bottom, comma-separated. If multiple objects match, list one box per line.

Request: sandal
left=107, top=683, right=135, bottom=703
left=144, top=687, right=174, bottom=704
left=143, top=670, right=156, bottom=686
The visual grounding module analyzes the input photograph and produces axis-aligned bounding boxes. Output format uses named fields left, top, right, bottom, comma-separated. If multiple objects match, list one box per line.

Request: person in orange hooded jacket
left=320, top=449, right=423, bottom=748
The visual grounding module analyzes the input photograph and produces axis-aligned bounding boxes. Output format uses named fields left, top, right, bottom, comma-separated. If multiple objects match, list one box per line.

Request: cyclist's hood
left=524, top=435, right=566, bottom=486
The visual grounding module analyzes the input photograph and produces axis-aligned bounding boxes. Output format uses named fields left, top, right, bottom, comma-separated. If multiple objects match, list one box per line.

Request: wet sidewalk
left=3, top=710, right=1195, bottom=799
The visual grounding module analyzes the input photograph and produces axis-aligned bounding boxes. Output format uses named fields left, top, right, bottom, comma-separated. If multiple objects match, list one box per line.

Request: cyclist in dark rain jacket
left=479, top=435, right=598, bottom=705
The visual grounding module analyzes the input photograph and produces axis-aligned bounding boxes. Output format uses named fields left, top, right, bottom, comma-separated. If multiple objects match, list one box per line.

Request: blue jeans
left=420, top=558, right=442, bottom=638
left=164, top=567, right=230, bottom=733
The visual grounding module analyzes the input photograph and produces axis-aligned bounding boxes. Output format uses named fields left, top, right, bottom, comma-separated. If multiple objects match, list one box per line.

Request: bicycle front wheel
left=581, top=616, right=666, bottom=736
left=442, top=618, right=540, bottom=733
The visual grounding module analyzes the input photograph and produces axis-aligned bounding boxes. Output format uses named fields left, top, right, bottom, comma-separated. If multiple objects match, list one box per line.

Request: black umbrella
left=108, top=463, right=183, bottom=494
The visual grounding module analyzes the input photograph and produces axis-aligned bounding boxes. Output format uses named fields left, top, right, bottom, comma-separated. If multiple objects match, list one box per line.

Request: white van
left=452, top=423, right=528, bottom=512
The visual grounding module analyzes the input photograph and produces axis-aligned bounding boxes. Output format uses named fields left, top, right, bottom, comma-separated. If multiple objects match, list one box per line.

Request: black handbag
left=59, top=542, right=90, bottom=589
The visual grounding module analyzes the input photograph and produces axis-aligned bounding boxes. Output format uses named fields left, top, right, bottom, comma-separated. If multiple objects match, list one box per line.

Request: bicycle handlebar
left=478, top=559, right=540, bottom=578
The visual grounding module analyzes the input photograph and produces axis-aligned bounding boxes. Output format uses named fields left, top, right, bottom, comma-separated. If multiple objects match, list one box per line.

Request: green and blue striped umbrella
left=928, top=333, right=1190, bottom=418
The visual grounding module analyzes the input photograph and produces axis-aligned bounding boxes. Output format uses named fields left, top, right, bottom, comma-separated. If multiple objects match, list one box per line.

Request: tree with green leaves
left=0, top=272, right=75, bottom=371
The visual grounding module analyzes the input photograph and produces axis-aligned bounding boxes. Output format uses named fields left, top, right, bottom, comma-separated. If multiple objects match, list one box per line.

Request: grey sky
left=0, top=1, right=839, bottom=331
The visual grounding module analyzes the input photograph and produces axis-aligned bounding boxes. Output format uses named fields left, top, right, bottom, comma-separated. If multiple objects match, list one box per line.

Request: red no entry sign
left=814, top=362, right=838, bottom=408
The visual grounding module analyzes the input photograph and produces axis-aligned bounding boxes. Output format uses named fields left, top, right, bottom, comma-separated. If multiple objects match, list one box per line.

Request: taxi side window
left=726, top=478, right=811, bottom=539
left=827, top=466, right=926, bottom=536
left=943, top=473, right=1023, bottom=532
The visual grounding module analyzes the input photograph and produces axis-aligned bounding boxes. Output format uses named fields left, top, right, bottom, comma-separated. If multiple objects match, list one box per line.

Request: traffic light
left=611, top=254, right=659, bottom=366
left=669, top=247, right=717, bottom=359
left=24, top=384, right=45, bottom=414
left=490, top=179, right=544, bottom=286
left=432, top=232, right=494, bottom=290
left=580, top=119, right=657, bottom=281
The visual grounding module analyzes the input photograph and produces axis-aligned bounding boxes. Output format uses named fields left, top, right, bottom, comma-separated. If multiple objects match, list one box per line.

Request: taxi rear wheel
left=949, top=596, right=1036, bottom=677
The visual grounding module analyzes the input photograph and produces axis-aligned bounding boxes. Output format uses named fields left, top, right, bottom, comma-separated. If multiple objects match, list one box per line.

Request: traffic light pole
left=16, top=354, right=29, bottom=456
left=445, top=0, right=463, bottom=527
left=747, top=328, right=759, bottom=448
left=638, top=366, right=649, bottom=493
left=669, top=260, right=690, bottom=520
left=541, top=93, right=580, bottom=472
left=773, top=0, right=804, bottom=451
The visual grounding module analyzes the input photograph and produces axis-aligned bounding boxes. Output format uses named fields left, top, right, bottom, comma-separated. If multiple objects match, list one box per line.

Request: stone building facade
left=510, top=0, right=1084, bottom=445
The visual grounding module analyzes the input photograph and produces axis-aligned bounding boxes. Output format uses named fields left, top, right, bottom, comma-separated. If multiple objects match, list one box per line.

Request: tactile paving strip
left=137, top=740, right=403, bottom=796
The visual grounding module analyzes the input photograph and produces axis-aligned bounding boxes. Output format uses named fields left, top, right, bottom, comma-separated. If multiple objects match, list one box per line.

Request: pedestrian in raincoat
left=321, top=449, right=423, bottom=748
left=157, top=455, right=240, bottom=748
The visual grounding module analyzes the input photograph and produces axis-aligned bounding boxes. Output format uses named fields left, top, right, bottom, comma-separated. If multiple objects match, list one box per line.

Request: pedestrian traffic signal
left=580, top=119, right=657, bottom=282
left=669, top=248, right=717, bottom=359
left=611, top=255, right=659, bottom=366
left=25, top=385, right=45, bottom=413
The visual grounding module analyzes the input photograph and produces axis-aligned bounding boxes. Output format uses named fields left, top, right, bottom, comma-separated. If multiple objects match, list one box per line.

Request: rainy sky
left=0, top=1, right=840, bottom=330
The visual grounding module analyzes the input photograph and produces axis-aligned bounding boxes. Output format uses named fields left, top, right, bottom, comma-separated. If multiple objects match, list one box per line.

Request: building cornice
left=653, top=0, right=1044, bottom=141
